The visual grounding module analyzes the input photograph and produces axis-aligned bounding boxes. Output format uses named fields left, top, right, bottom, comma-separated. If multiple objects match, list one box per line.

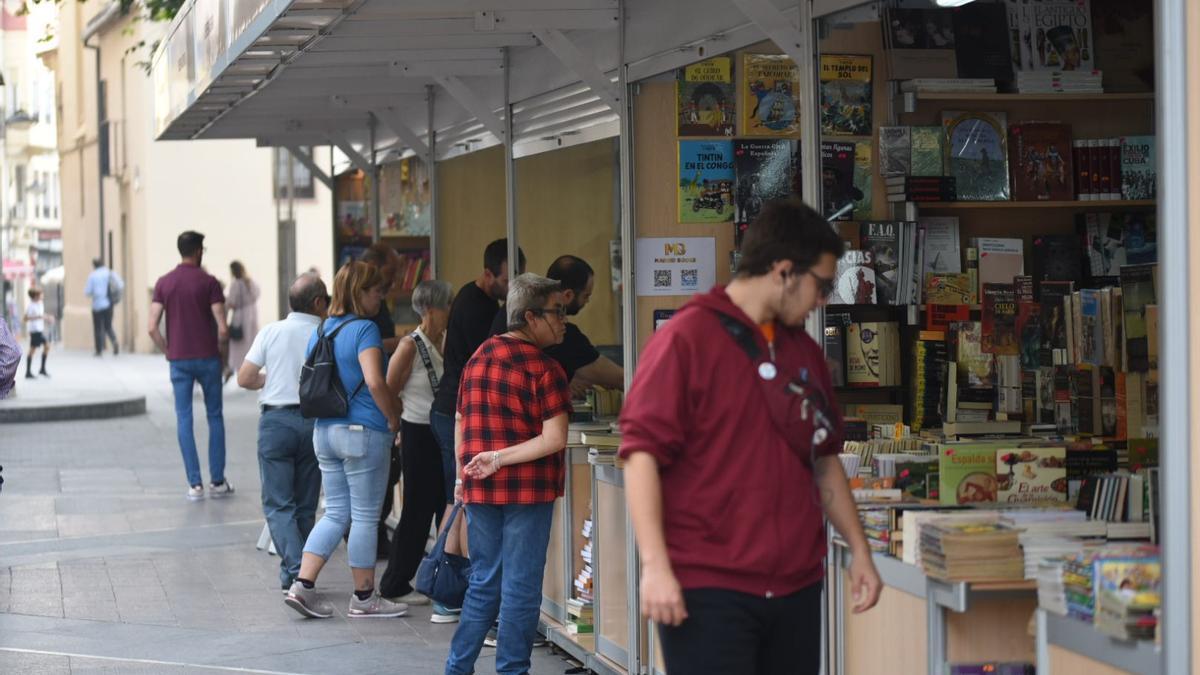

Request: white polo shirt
left=243, top=312, right=321, bottom=407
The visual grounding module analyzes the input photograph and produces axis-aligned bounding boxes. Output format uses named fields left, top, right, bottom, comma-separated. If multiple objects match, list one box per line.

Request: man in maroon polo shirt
left=620, top=199, right=882, bottom=674
left=148, top=231, right=233, bottom=501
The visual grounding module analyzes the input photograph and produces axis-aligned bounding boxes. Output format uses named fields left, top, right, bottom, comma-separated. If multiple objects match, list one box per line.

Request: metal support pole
left=426, top=84, right=439, bottom=278
left=503, top=47, right=518, bottom=277
left=278, top=148, right=296, bottom=319
left=369, top=114, right=381, bottom=242
left=798, top=0, right=824, bottom=343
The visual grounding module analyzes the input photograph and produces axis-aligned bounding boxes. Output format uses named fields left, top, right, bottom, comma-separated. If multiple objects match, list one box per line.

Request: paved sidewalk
left=0, top=351, right=573, bottom=674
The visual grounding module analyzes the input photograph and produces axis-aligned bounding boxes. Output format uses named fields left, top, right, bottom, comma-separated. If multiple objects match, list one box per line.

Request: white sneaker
left=388, top=590, right=431, bottom=606
left=208, top=481, right=235, bottom=498
left=348, top=591, right=408, bottom=618
left=187, top=485, right=204, bottom=501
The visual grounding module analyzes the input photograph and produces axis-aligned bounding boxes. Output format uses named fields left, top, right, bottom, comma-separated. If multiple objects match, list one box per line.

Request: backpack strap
left=708, top=308, right=763, bottom=363
left=321, top=317, right=370, bottom=400
left=410, top=331, right=440, bottom=392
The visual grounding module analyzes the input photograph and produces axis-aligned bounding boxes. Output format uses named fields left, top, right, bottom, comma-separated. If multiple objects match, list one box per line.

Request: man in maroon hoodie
left=619, top=198, right=881, bottom=674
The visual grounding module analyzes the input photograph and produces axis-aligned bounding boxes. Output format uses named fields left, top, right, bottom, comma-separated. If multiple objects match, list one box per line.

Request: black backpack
left=299, top=318, right=366, bottom=419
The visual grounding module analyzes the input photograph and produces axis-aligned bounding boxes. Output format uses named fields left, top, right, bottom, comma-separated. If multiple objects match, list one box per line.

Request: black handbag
left=414, top=501, right=472, bottom=606
left=229, top=324, right=244, bottom=341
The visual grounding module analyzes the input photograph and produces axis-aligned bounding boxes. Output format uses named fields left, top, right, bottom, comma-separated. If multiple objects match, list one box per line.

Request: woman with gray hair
left=445, top=273, right=571, bottom=675
left=378, top=279, right=454, bottom=603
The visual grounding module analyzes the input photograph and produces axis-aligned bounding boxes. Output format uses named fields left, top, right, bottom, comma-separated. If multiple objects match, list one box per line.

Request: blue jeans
left=430, top=410, right=457, bottom=505
left=168, top=357, right=226, bottom=487
left=445, top=501, right=555, bottom=675
left=257, top=408, right=321, bottom=588
left=303, top=424, right=392, bottom=569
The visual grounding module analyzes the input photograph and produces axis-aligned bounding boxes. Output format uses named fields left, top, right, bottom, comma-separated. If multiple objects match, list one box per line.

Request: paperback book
left=996, top=447, right=1068, bottom=504
left=831, top=250, right=877, bottom=305
left=861, top=222, right=900, bottom=305
left=1009, top=122, right=1074, bottom=201
left=943, top=111, right=1010, bottom=201
left=1119, top=135, right=1156, bottom=200
left=820, top=54, right=873, bottom=136
left=910, top=126, right=946, bottom=177
left=676, top=57, right=736, bottom=137
left=678, top=140, right=734, bottom=223
left=981, top=283, right=1019, bottom=356
left=733, top=139, right=797, bottom=247
left=882, top=7, right=957, bottom=81
left=879, top=126, right=911, bottom=176
left=742, top=54, right=801, bottom=136
left=822, top=141, right=859, bottom=220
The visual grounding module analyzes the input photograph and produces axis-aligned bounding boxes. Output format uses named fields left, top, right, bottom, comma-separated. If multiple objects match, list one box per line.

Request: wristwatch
left=454, top=479, right=463, bottom=486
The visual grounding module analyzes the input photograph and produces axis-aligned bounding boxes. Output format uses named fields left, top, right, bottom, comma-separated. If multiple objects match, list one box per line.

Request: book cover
left=910, top=126, right=946, bottom=177
left=733, top=139, right=797, bottom=247
left=883, top=7, right=957, bottom=80
left=820, top=54, right=873, bottom=136
left=1014, top=275, right=1035, bottom=303
left=861, top=222, right=901, bottom=305
left=1128, top=438, right=1159, bottom=470
left=847, top=322, right=883, bottom=387
left=742, top=54, right=801, bottom=136
left=831, top=250, right=877, bottom=305
left=1009, top=122, right=1074, bottom=201
left=1120, top=263, right=1157, bottom=372
left=943, top=111, right=1011, bottom=201
left=879, top=126, right=911, bottom=176
left=952, top=2, right=1015, bottom=82
left=1032, top=233, right=1084, bottom=291
left=926, top=273, right=973, bottom=305
left=957, top=321, right=996, bottom=389
left=939, top=445, right=1000, bottom=505
left=1090, top=0, right=1155, bottom=92
left=676, top=57, right=736, bottom=137
left=853, top=142, right=874, bottom=221
left=1146, top=304, right=1159, bottom=371
left=976, top=237, right=1025, bottom=293
left=928, top=304, right=971, bottom=332
left=1120, top=211, right=1157, bottom=264
left=1078, top=289, right=1104, bottom=365
left=822, top=141, right=859, bottom=220
left=824, top=318, right=847, bottom=387
left=1028, top=0, right=1096, bottom=71
left=982, top=283, right=1019, bottom=355
left=1081, top=213, right=1127, bottom=280
left=1017, top=301, right=1042, bottom=369
left=1119, top=135, right=1155, bottom=199
left=921, top=216, right=962, bottom=278
left=678, top=140, right=734, bottom=223
left=996, top=447, right=1068, bottom=504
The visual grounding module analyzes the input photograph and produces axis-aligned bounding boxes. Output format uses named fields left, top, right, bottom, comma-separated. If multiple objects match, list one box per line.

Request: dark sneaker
left=348, top=591, right=408, bottom=618
left=285, top=581, right=334, bottom=619
left=431, top=601, right=461, bottom=624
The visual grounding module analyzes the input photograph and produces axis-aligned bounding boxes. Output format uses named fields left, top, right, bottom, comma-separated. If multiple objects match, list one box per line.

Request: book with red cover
left=1009, top=122, right=1074, bottom=201
left=927, top=304, right=971, bottom=332
left=982, top=283, right=1018, bottom=355
left=1073, top=140, right=1089, bottom=199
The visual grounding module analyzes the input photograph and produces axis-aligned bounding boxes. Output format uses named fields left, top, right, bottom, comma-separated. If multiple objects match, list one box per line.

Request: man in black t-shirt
left=359, top=243, right=403, bottom=356
left=490, top=255, right=623, bottom=391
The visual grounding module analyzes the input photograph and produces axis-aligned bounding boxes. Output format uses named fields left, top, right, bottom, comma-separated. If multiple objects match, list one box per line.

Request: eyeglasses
left=805, top=270, right=836, bottom=300
left=530, top=306, right=567, bottom=320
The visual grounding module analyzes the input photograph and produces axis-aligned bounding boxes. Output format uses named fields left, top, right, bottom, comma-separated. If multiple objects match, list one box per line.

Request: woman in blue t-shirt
left=284, top=261, right=406, bottom=620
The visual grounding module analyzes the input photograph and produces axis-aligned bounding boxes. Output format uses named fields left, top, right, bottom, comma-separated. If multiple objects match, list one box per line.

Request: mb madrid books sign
left=635, top=237, right=716, bottom=297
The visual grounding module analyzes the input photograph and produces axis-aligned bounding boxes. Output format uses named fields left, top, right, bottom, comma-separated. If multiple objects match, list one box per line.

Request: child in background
left=23, top=288, right=49, bottom=379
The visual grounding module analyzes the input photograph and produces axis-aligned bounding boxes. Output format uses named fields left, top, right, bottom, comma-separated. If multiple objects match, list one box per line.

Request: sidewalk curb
left=0, top=395, right=147, bottom=423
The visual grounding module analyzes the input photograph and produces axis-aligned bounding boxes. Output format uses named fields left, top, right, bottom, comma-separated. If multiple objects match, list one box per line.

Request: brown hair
left=737, top=198, right=845, bottom=277
left=329, top=261, right=383, bottom=317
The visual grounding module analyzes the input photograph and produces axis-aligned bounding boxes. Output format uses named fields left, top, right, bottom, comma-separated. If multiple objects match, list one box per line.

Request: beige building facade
left=46, top=1, right=334, bottom=355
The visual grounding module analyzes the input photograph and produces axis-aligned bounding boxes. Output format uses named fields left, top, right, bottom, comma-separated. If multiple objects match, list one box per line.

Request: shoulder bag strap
left=325, top=318, right=369, bottom=400
left=410, top=331, right=441, bottom=392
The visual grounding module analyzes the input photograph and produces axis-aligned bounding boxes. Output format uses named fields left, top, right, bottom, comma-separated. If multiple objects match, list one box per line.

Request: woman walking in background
left=378, top=280, right=453, bottom=605
left=284, top=261, right=407, bottom=620
left=226, top=261, right=260, bottom=381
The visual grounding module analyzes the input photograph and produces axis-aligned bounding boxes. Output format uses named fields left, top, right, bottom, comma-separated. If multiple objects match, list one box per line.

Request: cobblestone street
left=0, top=351, right=570, bottom=674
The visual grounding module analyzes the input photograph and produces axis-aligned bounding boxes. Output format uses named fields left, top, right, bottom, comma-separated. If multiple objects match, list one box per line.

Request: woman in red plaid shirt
left=444, top=273, right=571, bottom=675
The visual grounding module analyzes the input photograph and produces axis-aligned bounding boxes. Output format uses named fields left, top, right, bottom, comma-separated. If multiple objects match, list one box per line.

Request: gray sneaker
left=284, top=581, right=334, bottom=619
left=348, top=591, right=408, bottom=618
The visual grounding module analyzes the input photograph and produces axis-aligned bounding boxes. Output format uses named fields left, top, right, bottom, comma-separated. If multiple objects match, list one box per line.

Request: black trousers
left=659, top=582, right=822, bottom=675
left=91, top=308, right=117, bottom=354
left=379, top=420, right=446, bottom=598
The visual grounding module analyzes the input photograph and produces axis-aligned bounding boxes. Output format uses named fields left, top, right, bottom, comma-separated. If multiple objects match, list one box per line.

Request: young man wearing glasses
left=619, top=198, right=882, bottom=675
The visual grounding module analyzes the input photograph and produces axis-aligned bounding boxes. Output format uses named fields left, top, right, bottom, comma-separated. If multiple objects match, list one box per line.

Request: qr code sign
left=680, top=269, right=699, bottom=288
left=653, top=270, right=672, bottom=288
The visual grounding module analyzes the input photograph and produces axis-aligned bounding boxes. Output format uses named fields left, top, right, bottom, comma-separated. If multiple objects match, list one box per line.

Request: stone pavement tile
left=0, top=468, right=60, bottom=495
left=54, top=496, right=126, bottom=516
left=0, top=651, right=71, bottom=675
left=63, top=592, right=120, bottom=622
left=59, top=468, right=142, bottom=493
left=105, top=559, right=160, bottom=587
left=8, top=565, right=63, bottom=618
left=58, top=561, right=113, bottom=594
left=0, top=567, right=9, bottom=612
left=55, top=513, right=134, bottom=538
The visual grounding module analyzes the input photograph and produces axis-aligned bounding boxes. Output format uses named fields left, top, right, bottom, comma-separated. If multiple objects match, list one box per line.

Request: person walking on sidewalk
left=619, top=199, right=882, bottom=675
left=22, top=288, right=50, bottom=379
left=225, top=260, right=261, bottom=382
left=85, top=257, right=122, bottom=356
left=148, top=231, right=234, bottom=501
left=444, top=273, right=571, bottom=675
left=283, top=261, right=407, bottom=620
left=237, top=272, right=328, bottom=593
left=428, top=238, right=524, bottom=623
left=0, top=316, right=19, bottom=398
left=378, top=279, right=452, bottom=605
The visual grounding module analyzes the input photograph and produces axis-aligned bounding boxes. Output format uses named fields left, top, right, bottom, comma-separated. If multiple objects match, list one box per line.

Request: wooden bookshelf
left=908, top=92, right=1155, bottom=103
left=911, top=200, right=1156, bottom=210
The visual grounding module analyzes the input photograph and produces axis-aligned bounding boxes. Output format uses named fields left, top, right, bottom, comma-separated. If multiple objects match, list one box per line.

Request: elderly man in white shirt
left=237, top=272, right=329, bottom=593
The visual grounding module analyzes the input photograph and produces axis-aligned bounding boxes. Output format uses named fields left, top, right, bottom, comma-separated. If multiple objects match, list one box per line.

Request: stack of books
left=1036, top=558, right=1070, bottom=616
left=899, top=78, right=997, bottom=94
left=920, top=519, right=1024, bottom=582
left=1016, top=70, right=1103, bottom=94
left=565, top=598, right=594, bottom=638
left=912, top=331, right=948, bottom=432
left=582, top=432, right=623, bottom=467
left=885, top=175, right=957, bottom=203
left=1093, top=552, right=1161, bottom=641
left=861, top=508, right=892, bottom=554
left=569, top=515, right=596, bottom=647
left=567, top=421, right=610, bottom=446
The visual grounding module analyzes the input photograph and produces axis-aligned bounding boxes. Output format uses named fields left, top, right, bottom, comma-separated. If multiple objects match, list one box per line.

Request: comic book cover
left=676, top=57, right=736, bottom=137
left=853, top=141, right=874, bottom=221
left=1028, top=0, right=1095, bottom=71
left=742, top=54, right=801, bottom=136
left=822, top=141, right=859, bottom=220
left=820, top=54, right=873, bottom=137
left=943, top=111, right=1010, bottom=201
left=678, top=140, right=734, bottom=223
left=860, top=222, right=901, bottom=305
left=733, top=139, right=797, bottom=248
left=1009, top=122, right=1074, bottom=201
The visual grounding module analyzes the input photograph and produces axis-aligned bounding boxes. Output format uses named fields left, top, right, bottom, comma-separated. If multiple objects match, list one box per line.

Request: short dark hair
left=483, top=238, right=526, bottom=277
left=92, top=258, right=103, bottom=269
left=230, top=261, right=245, bottom=279
left=546, top=255, right=593, bottom=295
left=359, top=242, right=396, bottom=269
left=288, top=272, right=325, bottom=313
left=177, top=231, right=205, bottom=258
left=736, top=198, right=844, bottom=277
